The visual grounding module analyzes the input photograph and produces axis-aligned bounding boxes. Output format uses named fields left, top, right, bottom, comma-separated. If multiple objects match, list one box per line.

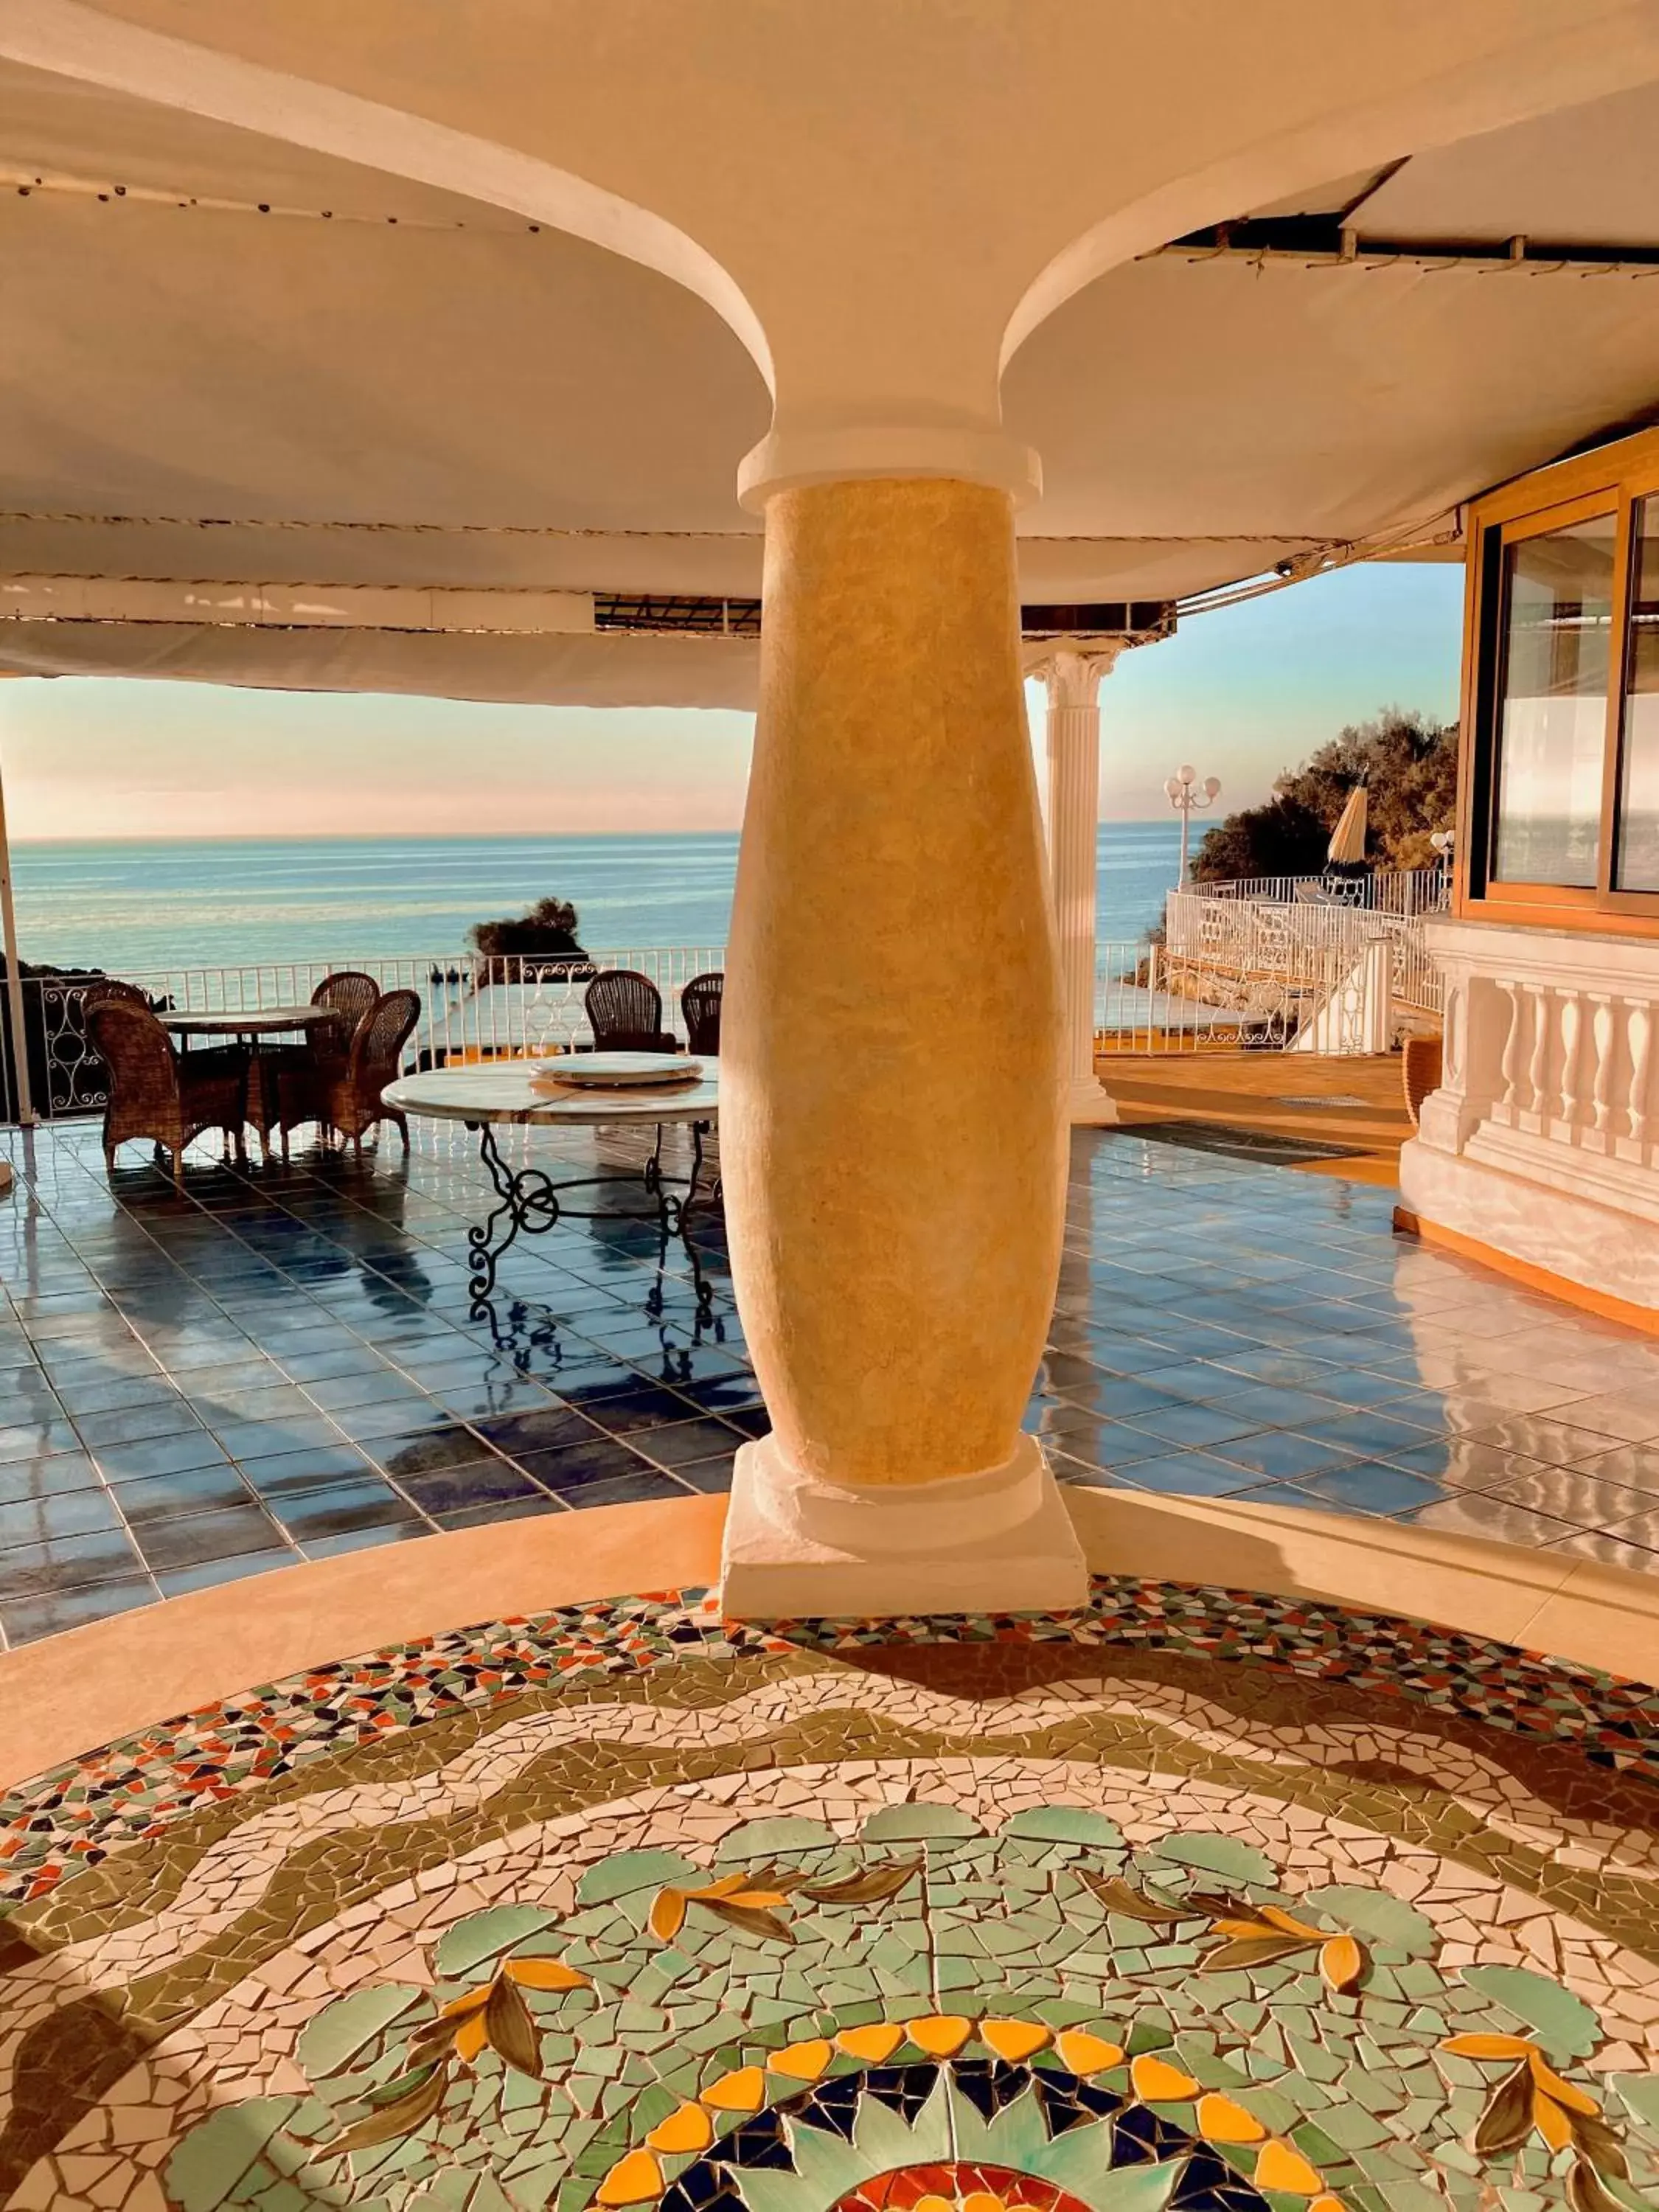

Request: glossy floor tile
left=2, top=1109, right=1659, bottom=1648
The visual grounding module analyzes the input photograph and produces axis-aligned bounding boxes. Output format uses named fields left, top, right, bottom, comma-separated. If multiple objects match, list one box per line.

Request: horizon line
left=8, top=817, right=1180, bottom=847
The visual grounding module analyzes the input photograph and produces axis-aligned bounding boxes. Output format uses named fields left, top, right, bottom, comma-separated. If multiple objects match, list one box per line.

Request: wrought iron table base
left=465, top=1117, right=717, bottom=1315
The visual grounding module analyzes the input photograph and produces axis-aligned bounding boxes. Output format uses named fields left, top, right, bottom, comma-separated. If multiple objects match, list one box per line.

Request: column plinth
left=717, top=474, right=1084, bottom=1618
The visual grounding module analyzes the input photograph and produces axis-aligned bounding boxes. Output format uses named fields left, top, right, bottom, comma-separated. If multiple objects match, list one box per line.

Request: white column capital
left=738, top=424, right=1042, bottom=512
left=1029, top=642, right=1128, bottom=710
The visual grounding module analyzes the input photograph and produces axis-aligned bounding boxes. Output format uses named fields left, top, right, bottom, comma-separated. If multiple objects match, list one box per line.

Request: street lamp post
left=1165, top=763, right=1222, bottom=885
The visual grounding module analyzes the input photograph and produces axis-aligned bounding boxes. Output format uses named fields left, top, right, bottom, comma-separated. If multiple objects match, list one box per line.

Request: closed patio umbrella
left=1327, top=784, right=1368, bottom=866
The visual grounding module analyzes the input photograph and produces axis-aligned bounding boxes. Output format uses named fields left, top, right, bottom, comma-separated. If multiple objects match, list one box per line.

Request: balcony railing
left=6, top=947, right=726, bottom=1123
left=1192, top=865, right=1451, bottom=917
left=1165, top=889, right=1442, bottom=1020
left=0, top=921, right=1422, bottom=1126
left=1093, top=933, right=1385, bottom=1054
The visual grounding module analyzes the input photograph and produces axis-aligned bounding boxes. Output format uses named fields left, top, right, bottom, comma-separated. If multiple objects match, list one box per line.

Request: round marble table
left=162, top=1006, right=336, bottom=1040
left=382, top=1059, right=720, bottom=1308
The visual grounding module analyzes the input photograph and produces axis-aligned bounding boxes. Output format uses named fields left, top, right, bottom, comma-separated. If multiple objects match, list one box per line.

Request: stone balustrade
left=1402, top=917, right=1659, bottom=1306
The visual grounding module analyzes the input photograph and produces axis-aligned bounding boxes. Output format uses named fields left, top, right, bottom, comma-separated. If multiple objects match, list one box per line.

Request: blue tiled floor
left=0, top=1113, right=1657, bottom=1648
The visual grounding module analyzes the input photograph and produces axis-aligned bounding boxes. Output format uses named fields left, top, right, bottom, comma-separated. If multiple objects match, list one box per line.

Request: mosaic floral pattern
left=147, top=1811, right=1659, bottom=2211
left=4, top=1578, right=1657, bottom=1909
left=0, top=1583, right=1656, bottom=2212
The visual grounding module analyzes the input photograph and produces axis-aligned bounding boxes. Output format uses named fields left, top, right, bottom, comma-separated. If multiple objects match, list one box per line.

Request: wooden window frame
left=1456, top=424, right=1659, bottom=937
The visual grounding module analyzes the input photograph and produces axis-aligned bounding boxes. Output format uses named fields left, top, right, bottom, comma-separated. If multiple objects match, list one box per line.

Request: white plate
left=538, top=1053, right=704, bottom=1088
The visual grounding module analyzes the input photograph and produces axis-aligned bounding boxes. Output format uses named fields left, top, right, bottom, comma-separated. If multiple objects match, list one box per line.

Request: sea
left=7, top=824, right=1186, bottom=975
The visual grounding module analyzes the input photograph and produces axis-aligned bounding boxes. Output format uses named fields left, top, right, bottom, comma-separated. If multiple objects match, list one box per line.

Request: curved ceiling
left=0, top=60, right=773, bottom=538
left=1, top=18, right=1658, bottom=703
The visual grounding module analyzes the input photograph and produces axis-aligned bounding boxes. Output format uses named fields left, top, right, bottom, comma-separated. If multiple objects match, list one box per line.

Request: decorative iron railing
left=8, top=947, right=726, bottom=1123
left=1, top=922, right=1420, bottom=1126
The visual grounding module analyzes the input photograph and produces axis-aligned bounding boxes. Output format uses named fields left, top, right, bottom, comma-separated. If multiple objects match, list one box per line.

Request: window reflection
left=1615, top=497, right=1659, bottom=891
left=1492, top=513, right=1616, bottom=888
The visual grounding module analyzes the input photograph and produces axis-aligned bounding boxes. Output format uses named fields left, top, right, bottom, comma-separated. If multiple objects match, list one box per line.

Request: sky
left=0, top=560, right=1465, bottom=841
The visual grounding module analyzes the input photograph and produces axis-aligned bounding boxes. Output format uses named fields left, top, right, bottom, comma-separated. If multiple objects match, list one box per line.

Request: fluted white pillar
left=1040, top=648, right=1121, bottom=1124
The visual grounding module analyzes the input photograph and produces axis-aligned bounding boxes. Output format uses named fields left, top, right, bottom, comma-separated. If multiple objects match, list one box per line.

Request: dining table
left=161, top=1006, right=343, bottom=1161
left=381, top=1056, right=720, bottom=1312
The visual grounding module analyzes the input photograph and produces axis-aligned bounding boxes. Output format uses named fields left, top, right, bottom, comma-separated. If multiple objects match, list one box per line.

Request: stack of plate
left=532, top=1053, right=704, bottom=1091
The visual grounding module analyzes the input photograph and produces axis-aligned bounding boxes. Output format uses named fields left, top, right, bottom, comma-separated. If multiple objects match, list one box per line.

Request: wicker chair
left=88, top=999, right=248, bottom=1185
left=681, top=971, right=723, bottom=1056
left=585, top=969, right=679, bottom=1054
left=80, top=975, right=152, bottom=1012
left=310, top=970, right=380, bottom=1048
left=315, top=988, right=420, bottom=1154
left=1402, top=1034, right=1444, bottom=1127
left=251, top=971, right=383, bottom=1158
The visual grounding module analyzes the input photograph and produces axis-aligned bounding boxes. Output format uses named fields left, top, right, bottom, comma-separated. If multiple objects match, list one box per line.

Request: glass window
left=1492, top=512, right=1617, bottom=887
left=1615, top=496, right=1659, bottom=890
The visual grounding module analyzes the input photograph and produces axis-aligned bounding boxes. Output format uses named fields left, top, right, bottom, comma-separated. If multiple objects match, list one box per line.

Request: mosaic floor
left=0, top=1579, right=1655, bottom=2212
left=4, top=1116, right=1659, bottom=1649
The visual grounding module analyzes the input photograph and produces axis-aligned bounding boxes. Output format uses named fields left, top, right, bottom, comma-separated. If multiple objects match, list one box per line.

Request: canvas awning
left=1, top=29, right=1659, bottom=703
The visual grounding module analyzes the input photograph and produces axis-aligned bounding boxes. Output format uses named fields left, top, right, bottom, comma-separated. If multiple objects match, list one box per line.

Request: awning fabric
left=3, top=47, right=1659, bottom=703
left=0, top=619, right=761, bottom=709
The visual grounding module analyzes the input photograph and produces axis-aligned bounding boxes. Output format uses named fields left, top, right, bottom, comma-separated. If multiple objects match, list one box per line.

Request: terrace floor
left=1, top=1111, right=1658, bottom=1653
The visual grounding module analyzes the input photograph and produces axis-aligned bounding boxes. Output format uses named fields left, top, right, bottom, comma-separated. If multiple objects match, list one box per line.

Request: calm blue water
left=9, top=825, right=1184, bottom=972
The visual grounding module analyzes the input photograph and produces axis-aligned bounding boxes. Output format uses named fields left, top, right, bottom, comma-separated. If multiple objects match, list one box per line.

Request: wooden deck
left=1096, top=1050, right=1412, bottom=1183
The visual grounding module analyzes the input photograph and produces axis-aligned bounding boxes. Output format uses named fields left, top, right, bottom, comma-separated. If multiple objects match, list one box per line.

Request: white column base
left=1066, top=1075, right=1119, bottom=1125
left=719, top=1430, right=1089, bottom=1619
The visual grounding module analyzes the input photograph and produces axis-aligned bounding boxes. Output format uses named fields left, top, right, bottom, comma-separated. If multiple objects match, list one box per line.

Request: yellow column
left=720, top=475, right=1086, bottom=1615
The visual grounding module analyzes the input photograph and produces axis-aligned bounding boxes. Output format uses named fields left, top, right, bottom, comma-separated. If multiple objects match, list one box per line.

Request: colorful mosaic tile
left=3, top=1578, right=1655, bottom=1911
left=1, top=1577, right=1657, bottom=2211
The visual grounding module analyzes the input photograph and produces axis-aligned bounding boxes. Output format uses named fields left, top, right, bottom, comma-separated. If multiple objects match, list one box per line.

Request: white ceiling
left=1, top=24, right=1658, bottom=700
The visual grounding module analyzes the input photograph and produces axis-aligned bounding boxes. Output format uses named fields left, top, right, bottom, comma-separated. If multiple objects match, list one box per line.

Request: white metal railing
left=3, top=920, right=1415, bottom=1125
left=1165, top=890, right=1441, bottom=1020
left=1193, top=865, right=1452, bottom=917
left=12, top=947, right=726, bottom=1122
left=1093, top=933, right=1380, bottom=1054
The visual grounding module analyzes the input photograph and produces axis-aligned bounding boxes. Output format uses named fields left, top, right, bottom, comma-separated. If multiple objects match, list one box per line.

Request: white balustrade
left=1409, top=918, right=1659, bottom=1228
left=1627, top=998, right=1653, bottom=1152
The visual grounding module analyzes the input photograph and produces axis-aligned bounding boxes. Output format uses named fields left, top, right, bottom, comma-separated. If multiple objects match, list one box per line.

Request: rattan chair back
left=81, top=976, right=152, bottom=1012
left=355, top=988, right=420, bottom=1088
left=88, top=998, right=248, bottom=1181
left=585, top=968, right=675, bottom=1052
left=88, top=998, right=178, bottom=1113
left=681, top=971, right=723, bottom=1055
left=319, top=987, right=422, bottom=1152
left=311, top=970, right=380, bottom=1041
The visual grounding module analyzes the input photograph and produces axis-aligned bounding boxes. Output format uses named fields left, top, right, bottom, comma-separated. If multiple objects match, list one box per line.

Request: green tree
left=468, top=897, right=586, bottom=961
left=1192, top=708, right=1458, bottom=883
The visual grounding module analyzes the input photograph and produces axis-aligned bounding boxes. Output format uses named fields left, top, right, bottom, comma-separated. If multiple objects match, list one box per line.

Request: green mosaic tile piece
left=860, top=1806, right=984, bottom=1841
left=1615, top=2074, right=1659, bottom=2130
left=1147, top=1834, right=1278, bottom=1885
left=166, top=2097, right=305, bottom=2212
left=1458, top=1965, right=1601, bottom=2059
left=578, top=1851, right=705, bottom=1906
left=1001, top=1808, right=1125, bottom=1847
left=296, top=1986, right=425, bottom=2082
left=434, top=1907, right=562, bottom=1980
left=714, top=1819, right=841, bottom=1861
